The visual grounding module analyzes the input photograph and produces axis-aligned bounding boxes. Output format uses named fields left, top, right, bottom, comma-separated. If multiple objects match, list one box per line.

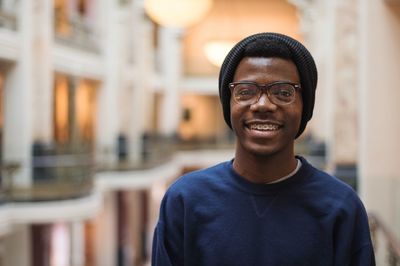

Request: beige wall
left=179, top=94, right=226, bottom=141
left=359, top=0, right=400, bottom=238
left=183, top=0, right=301, bottom=76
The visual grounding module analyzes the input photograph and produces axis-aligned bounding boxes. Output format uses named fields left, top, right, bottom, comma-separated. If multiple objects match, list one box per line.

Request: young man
left=152, top=33, right=375, bottom=266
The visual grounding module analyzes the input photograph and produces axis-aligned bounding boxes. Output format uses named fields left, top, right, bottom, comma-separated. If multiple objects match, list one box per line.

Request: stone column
left=3, top=225, right=30, bottom=266
left=158, top=27, right=183, bottom=137
left=68, top=77, right=80, bottom=149
left=3, top=0, right=35, bottom=186
left=288, top=0, right=329, bottom=142
left=127, top=1, right=156, bottom=163
left=309, top=0, right=360, bottom=188
left=291, top=0, right=360, bottom=186
left=96, top=0, right=120, bottom=165
left=358, top=0, right=400, bottom=238
left=70, top=221, right=85, bottom=266
left=32, top=0, right=53, bottom=143
left=331, top=0, right=359, bottom=167
left=94, top=191, right=118, bottom=266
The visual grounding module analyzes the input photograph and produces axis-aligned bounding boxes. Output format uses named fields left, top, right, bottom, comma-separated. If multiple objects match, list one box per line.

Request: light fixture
left=144, top=0, right=213, bottom=28
left=203, top=40, right=236, bottom=67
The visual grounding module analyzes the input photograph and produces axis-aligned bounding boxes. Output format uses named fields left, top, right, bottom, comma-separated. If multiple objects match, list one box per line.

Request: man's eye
left=236, top=88, right=257, bottom=100
left=271, top=84, right=294, bottom=98
left=239, top=89, right=254, bottom=95
left=277, top=89, right=293, bottom=97
left=236, top=85, right=257, bottom=96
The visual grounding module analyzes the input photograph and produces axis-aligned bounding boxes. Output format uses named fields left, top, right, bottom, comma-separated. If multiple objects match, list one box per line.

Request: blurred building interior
left=0, top=0, right=399, bottom=265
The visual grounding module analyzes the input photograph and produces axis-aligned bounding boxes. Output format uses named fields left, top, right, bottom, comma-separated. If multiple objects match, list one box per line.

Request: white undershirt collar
left=266, top=159, right=302, bottom=184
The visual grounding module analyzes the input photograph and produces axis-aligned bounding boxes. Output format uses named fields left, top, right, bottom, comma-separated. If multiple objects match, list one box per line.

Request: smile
left=247, top=122, right=282, bottom=131
left=250, top=124, right=279, bottom=131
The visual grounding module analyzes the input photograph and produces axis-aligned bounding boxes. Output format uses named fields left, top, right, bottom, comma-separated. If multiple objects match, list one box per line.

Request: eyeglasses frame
left=229, top=81, right=302, bottom=106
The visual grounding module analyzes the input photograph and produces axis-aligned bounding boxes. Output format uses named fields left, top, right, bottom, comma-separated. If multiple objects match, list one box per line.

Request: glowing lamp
left=144, top=0, right=213, bottom=28
left=203, top=40, right=236, bottom=67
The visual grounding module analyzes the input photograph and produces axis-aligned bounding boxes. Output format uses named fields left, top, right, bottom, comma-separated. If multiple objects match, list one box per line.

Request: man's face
left=230, top=57, right=303, bottom=158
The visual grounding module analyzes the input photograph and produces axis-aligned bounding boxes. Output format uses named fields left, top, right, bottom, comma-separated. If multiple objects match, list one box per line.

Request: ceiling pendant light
left=144, top=0, right=213, bottom=28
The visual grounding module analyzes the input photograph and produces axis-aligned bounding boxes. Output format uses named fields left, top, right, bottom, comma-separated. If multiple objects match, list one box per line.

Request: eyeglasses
left=229, top=81, right=301, bottom=106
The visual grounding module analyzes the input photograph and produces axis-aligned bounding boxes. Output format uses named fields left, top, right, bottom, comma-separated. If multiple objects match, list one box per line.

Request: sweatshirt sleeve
left=152, top=221, right=173, bottom=266
left=350, top=243, right=376, bottom=266
left=151, top=188, right=185, bottom=266
left=333, top=192, right=376, bottom=266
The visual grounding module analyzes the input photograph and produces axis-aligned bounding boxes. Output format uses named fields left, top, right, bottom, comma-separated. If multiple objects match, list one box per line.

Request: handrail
left=0, top=162, right=21, bottom=203
left=54, top=14, right=99, bottom=53
left=32, top=153, right=93, bottom=168
left=0, top=153, right=95, bottom=201
left=368, top=213, right=400, bottom=265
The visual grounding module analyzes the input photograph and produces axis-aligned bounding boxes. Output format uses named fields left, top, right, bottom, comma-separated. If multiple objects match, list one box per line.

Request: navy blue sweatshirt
left=152, top=157, right=375, bottom=266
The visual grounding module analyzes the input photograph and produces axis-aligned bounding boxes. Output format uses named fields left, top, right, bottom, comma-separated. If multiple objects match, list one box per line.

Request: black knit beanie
left=218, top=32, right=318, bottom=138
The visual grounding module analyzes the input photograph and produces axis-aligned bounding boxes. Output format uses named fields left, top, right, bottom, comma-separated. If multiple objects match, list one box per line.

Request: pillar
left=128, top=1, right=156, bottom=163
left=3, top=0, right=35, bottom=186
left=158, top=27, right=183, bottom=137
left=70, top=221, right=85, bottom=266
left=291, top=0, right=360, bottom=188
left=288, top=0, right=331, bottom=142
left=96, top=0, right=120, bottom=165
left=3, top=225, right=30, bottom=266
left=32, top=0, right=53, bottom=143
left=358, top=0, right=400, bottom=238
left=331, top=0, right=359, bottom=164
left=94, top=191, right=118, bottom=266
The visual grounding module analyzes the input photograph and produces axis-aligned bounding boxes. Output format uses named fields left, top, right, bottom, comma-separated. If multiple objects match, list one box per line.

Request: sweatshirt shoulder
left=164, top=161, right=230, bottom=196
left=303, top=162, right=364, bottom=211
left=306, top=163, right=355, bottom=195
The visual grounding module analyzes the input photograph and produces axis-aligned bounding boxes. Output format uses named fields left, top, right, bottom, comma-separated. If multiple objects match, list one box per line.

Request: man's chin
left=240, top=143, right=280, bottom=158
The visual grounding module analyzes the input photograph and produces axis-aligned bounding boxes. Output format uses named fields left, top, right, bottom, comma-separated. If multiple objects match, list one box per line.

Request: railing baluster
left=368, top=213, right=400, bottom=265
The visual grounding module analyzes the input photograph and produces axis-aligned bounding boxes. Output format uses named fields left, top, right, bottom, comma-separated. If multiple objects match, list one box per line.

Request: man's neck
left=233, top=150, right=298, bottom=184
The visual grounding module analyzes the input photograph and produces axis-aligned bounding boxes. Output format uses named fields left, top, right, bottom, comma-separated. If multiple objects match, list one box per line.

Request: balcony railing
left=2, top=143, right=95, bottom=202
left=369, top=213, right=400, bottom=265
left=54, top=15, right=99, bottom=53
left=0, top=161, right=21, bottom=203
left=99, top=133, right=235, bottom=172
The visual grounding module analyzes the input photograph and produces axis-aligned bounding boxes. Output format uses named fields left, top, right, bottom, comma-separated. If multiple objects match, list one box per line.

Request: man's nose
left=250, top=92, right=277, bottom=112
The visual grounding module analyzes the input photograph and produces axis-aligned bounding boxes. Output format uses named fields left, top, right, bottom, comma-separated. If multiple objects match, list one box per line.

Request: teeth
left=250, top=124, right=279, bottom=131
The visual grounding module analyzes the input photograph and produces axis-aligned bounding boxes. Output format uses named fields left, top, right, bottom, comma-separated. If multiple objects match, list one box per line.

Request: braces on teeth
left=250, top=124, right=279, bottom=130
